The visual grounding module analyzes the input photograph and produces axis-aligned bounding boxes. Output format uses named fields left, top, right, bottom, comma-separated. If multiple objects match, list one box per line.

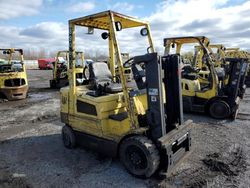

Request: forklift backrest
left=89, top=62, right=112, bottom=83
left=88, top=62, right=123, bottom=95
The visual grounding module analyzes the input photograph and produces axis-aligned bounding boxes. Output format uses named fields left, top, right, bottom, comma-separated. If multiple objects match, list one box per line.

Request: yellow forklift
left=225, top=48, right=250, bottom=88
left=164, top=36, right=244, bottom=119
left=209, top=45, right=249, bottom=98
left=0, top=48, right=28, bottom=100
left=60, top=11, right=191, bottom=178
left=225, top=48, right=240, bottom=58
left=194, top=44, right=228, bottom=86
left=207, top=44, right=226, bottom=65
left=50, top=50, right=85, bottom=88
left=196, top=44, right=249, bottom=98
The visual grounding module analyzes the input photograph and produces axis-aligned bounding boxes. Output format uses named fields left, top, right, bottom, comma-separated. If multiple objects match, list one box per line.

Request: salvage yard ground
left=0, top=70, right=250, bottom=188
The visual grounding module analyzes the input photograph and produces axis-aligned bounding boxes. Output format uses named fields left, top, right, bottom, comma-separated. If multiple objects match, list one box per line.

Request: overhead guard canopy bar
left=163, top=36, right=210, bottom=46
left=69, top=10, right=148, bottom=30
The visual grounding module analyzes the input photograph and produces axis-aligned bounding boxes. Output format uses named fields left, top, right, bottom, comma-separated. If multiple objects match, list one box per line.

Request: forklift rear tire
left=50, top=80, right=56, bottom=89
left=209, top=100, right=231, bottom=119
left=119, top=136, right=160, bottom=178
left=62, top=125, right=76, bottom=149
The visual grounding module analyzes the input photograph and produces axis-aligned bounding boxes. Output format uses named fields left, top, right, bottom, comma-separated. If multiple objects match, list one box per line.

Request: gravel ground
left=0, top=69, right=249, bottom=188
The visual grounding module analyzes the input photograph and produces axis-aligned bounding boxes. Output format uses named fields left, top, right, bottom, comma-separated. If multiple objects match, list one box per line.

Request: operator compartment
left=61, top=61, right=148, bottom=139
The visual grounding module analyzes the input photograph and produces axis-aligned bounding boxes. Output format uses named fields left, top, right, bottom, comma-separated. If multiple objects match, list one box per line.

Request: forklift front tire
left=209, top=100, right=231, bottom=119
left=119, top=136, right=160, bottom=178
left=62, top=125, right=76, bottom=149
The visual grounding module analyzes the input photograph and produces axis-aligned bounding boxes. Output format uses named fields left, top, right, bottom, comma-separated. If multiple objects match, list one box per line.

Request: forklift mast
left=132, top=53, right=184, bottom=142
left=224, top=58, right=248, bottom=103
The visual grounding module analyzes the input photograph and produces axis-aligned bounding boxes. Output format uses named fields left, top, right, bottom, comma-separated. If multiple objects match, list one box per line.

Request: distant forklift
left=164, top=36, right=244, bottom=119
left=196, top=44, right=249, bottom=98
left=194, top=44, right=229, bottom=90
left=225, top=48, right=250, bottom=88
left=0, top=48, right=28, bottom=100
left=60, top=11, right=191, bottom=178
left=209, top=45, right=249, bottom=98
left=50, top=50, right=85, bottom=88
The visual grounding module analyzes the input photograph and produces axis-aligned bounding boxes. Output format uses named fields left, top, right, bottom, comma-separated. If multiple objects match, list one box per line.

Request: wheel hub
left=210, top=100, right=230, bottom=119
left=130, top=152, right=142, bottom=165
left=126, top=146, right=147, bottom=169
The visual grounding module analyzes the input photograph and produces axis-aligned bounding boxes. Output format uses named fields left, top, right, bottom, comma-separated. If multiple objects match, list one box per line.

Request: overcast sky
left=0, top=0, right=249, bottom=56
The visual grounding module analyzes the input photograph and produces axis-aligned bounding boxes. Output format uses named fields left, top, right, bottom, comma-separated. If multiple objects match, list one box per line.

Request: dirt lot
left=0, top=69, right=250, bottom=188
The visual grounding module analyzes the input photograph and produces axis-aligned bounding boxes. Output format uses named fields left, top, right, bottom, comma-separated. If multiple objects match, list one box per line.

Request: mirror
left=140, top=28, right=148, bottom=36
left=87, top=27, right=94, bottom=34
left=147, top=46, right=152, bottom=53
left=115, top=21, right=122, bottom=31
left=3, top=51, right=10, bottom=55
left=101, top=32, right=109, bottom=40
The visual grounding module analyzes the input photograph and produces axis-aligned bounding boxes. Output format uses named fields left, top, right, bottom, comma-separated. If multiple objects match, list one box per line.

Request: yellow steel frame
left=53, top=50, right=84, bottom=80
left=194, top=44, right=227, bottom=67
left=0, top=48, right=28, bottom=100
left=225, top=48, right=250, bottom=59
left=163, top=36, right=218, bottom=98
left=68, top=10, right=155, bottom=130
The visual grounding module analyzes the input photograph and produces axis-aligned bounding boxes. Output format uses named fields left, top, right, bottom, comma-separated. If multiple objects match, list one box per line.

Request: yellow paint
left=164, top=36, right=219, bottom=101
left=0, top=48, right=28, bottom=100
left=61, top=10, right=155, bottom=143
left=53, top=50, right=85, bottom=81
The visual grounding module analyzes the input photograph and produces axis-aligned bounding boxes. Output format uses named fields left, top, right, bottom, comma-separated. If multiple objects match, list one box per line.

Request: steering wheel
left=83, top=66, right=90, bottom=80
left=123, top=57, right=134, bottom=68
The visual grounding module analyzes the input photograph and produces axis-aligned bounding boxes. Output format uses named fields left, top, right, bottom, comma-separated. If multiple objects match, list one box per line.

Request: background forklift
left=60, top=11, right=191, bottom=178
left=0, top=48, right=28, bottom=100
left=50, top=50, right=85, bottom=88
left=210, top=45, right=249, bottom=98
left=164, top=36, right=244, bottom=119
left=196, top=44, right=249, bottom=99
left=225, top=48, right=250, bottom=88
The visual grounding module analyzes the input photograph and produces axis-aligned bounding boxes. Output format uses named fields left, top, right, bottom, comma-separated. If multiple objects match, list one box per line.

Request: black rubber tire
left=62, top=125, right=76, bottom=149
left=119, top=135, right=160, bottom=178
left=232, top=107, right=239, bottom=120
left=50, top=80, right=56, bottom=89
left=209, top=100, right=231, bottom=119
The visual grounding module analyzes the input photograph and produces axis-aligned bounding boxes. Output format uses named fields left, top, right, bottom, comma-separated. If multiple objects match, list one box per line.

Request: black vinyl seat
left=181, top=65, right=198, bottom=80
left=88, top=62, right=123, bottom=94
left=182, top=73, right=198, bottom=80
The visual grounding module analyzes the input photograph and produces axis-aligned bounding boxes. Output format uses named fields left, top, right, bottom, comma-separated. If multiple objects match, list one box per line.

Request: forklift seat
left=88, top=62, right=122, bottom=93
left=182, top=73, right=198, bottom=80
left=182, top=65, right=198, bottom=80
